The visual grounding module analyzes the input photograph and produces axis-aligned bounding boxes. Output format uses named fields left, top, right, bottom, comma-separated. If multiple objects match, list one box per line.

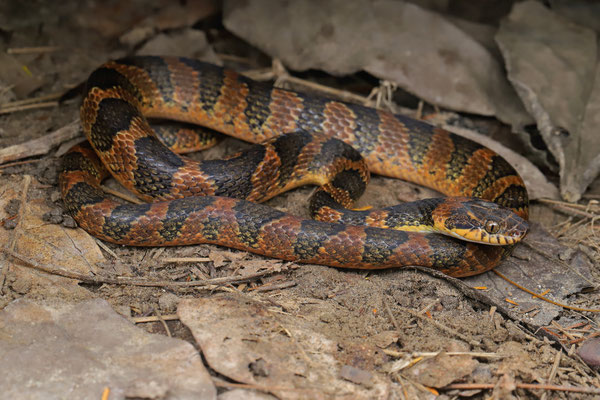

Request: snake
left=59, top=56, right=529, bottom=278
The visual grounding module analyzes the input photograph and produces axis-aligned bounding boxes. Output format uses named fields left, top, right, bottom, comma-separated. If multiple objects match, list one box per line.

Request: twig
left=7, top=46, right=61, bottom=54
left=0, top=84, right=15, bottom=97
left=444, top=382, right=600, bottom=394
left=383, top=296, right=401, bottom=332
left=538, top=198, right=597, bottom=219
left=0, top=120, right=80, bottom=164
left=419, top=299, right=439, bottom=315
left=278, top=324, right=313, bottom=366
left=243, top=60, right=373, bottom=106
left=153, top=307, right=172, bottom=337
left=538, top=198, right=598, bottom=212
left=95, top=239, right=121, bottom=261
left=0, top=101, right=58, bottom=115
left=132, top=314, right=179, bottom=324
left=162, top=257, right=211, bottom=263
left=551, top=321, right=578, bottom=341
left=249, top=280, right=296, bottom=292
left=281, top=74, right=372, bottom=106
left=0, top=159, right=43, bottom=170
left=1, top=91, right=63, bottom=107
left=1, top=246, right=278, bottom=288
left=382, top=349, right=504, bottom=359
left=549, top=349, right=562, bottom=381
left=541, top=350, right=562, bottom=400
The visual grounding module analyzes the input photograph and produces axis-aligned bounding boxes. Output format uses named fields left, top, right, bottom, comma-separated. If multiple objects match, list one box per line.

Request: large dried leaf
left=496, top=1, right=600, bottom=201
left=223, top=0, right=532, bottom=128
left=178, top=295, right=389, bottom=400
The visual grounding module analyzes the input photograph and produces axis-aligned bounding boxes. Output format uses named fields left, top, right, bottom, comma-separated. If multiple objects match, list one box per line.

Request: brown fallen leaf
left=178, top=294, right=389, bottom=400
left=496, top=1, right=600, bottom=201
left=223, top=0, right=531, bottom=128
left=0, top=176, right=103, bottom=298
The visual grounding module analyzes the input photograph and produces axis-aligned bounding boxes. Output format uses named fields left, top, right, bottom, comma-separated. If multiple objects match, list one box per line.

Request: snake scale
left=59, top=56, right=529, bottom=277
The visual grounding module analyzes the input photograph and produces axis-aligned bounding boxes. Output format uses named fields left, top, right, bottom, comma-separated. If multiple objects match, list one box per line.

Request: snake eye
left=484, top=220, right=500, bottom=234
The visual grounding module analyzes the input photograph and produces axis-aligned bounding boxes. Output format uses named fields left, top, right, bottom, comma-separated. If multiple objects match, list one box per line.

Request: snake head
left=432, top=197, right=529, bottom=245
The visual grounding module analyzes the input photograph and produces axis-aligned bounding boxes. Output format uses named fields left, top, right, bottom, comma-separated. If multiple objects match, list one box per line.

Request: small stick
left=1, top=247, right=278, bottom=288
left=0, top=84, right=15, bottom=97
left=243, top=61, right=373, bottom=106
left=153, top=307, right=172, bottom=337
left=7, top=46, right=61, bottom=54
left=541, top=350, right=562, bottom=400
left=1, top=92, right=63, bottom=107
left=444, top=382, right=600, bottom=394
left=216, top=53, right=252, bottom=64
left=132, top=314, right=179, bottom=324
left=0, top=120, right=80, bottom=164
left=538, top=198, right=598, bottom=212
left=281, top=74, right=372, bottom=106
left=162, top=257, right=211, bottom=263
left=537, top=198, right=596, bottom=219
left=419, top=299, right=439, bottom=315
left=0, top=101, right=58, bottom=115
left=95, top=239, right=121, bottom=261
left=249, top=280, right=296, bottom=292
left=383, top=350, right=504, bottom=359
left=383, top=296, right=401, bottom=332
left=551, top=321, right=578, bottom=341
left=0, top=159, right=43, bottom=170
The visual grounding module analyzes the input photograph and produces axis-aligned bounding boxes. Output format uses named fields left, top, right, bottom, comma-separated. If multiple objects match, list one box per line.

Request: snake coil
left=60, top=56, right=529, bottom=277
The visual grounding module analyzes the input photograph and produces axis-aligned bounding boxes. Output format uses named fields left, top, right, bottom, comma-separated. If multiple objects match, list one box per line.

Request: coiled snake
left=59, top=56, right=529, bottom=277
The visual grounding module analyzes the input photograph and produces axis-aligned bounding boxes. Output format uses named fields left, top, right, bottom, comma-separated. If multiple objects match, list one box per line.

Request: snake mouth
left=446, top=229, right=526, bottom=246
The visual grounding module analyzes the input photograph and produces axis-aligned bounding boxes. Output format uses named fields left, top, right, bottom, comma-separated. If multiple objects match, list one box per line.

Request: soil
left=1, top=1, right=599, bottom=399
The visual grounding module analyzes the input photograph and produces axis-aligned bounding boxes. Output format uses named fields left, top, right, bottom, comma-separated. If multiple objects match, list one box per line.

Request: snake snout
left=501, top=214, right=529, bottom=244
left=475, top=206, right=529, bottom=245
left=436, top=198, right=529, bottom=246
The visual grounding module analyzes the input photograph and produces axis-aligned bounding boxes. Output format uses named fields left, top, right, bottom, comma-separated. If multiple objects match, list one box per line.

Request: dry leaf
left=223, top=0, right=531, bottom=128
left=178, top=294, right=388, bottom=399
left=496, top=1, right=600, bottom=201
